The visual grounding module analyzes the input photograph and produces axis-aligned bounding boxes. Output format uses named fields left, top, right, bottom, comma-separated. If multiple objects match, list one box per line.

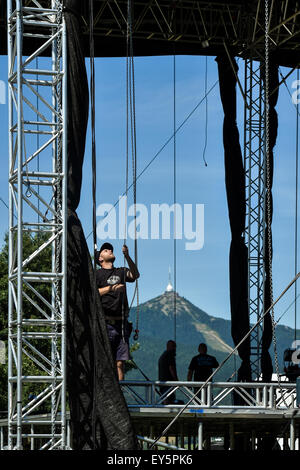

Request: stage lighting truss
left=80, top=0, right=300, bottom=56
left=7, top=0, right=67, bottom=450
left=244, top=57, right=266, bottom=381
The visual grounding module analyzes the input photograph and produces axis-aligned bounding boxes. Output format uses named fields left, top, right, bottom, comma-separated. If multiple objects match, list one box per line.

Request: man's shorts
left=106, top=320, right=132, bottom=361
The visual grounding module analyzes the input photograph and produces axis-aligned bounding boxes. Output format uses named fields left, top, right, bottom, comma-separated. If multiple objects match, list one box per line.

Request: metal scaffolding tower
left=243, top=58, right=266, bottom=380
left=7, top=0, right=67, bottom=449
left=4, top=0, right=299, bottom=450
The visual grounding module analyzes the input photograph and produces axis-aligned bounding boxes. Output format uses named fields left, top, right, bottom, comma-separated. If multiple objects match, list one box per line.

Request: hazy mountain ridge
left=127, top=291, right=298, bottom=382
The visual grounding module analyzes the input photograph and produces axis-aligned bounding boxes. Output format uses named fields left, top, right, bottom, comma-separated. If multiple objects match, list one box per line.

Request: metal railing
left=121, top=380, right=298, bottom=410
left=0, top=380, right=298, bottom=450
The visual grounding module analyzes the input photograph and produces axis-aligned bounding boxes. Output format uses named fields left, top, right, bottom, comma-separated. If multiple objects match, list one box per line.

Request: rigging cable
left=89, top=0, right=98, bottom=449
left=126, top=0, right=140, bottom=341
left=202, top=55, right=208, bottom=167
left=264, top=0, right=285, bottom=401
left=85, top=78, right=219, bottom=242
left=295, top=67, right=299, bottom=343
left=149, top=271, right=300, bottom=448
left=173, top=54, right=177, bottom=343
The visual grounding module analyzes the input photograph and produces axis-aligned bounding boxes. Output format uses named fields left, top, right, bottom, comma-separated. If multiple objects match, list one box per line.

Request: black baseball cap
left=95, top=242, right=114, bottom=266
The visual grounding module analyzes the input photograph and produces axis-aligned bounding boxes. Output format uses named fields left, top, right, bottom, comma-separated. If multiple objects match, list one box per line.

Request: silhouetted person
left=187, top=343, right=219, bottom=382
left=158, top=340, right=178, bottom=404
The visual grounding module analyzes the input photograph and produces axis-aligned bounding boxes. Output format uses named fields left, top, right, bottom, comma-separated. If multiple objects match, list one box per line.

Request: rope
left=85, top=78, right=219, bottom=242
left=202, top=56, right=208, bottom=167
left=149, top=271, right=300, bottom=448
left=126, top=0, right=140, bottom=342
left=264, top=0, right=284, bottom=400
left=275, top=291, right=300, bottom=327
left=89, top=0, right=98, bottom=449
left=173, top=54, right=177, bottom=343
left=295, top=67, right=299, bottom=343
left=90, top=14, right=97, bottom=256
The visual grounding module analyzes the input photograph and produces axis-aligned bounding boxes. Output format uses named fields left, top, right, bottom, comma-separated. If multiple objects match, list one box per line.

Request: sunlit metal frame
left=7, top=0, right=67, bottom=450
left=0, top=380, right=297, bottom=450
left=243, top=57, right=266, bottom=381
left=121, top=380, right=298, bottom=409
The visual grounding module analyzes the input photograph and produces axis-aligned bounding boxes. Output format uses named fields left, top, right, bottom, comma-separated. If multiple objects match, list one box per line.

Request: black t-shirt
left=188, top=354, right=219, bottom=381
left=158, top=350, right=177, bottom=381
left=96, top=267, right=134, bottom=318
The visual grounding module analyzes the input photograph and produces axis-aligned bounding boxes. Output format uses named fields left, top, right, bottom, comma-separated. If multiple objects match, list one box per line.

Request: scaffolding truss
left=78, top=0, right=300, bottom=59
left=4, top=0, right=300, bottom=451
left=7, top=0, right=67, bottom=450
left=243, top=57, right=266, bottom=380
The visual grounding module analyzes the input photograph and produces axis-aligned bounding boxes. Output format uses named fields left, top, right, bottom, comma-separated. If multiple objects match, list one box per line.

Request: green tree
left=0, top=231, right=52, bottom=412
left=0, top=234, right=140, bottom=413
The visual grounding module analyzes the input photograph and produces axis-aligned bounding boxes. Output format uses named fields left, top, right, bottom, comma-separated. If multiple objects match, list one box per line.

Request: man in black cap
left=95, top=242, right=139, bottom=380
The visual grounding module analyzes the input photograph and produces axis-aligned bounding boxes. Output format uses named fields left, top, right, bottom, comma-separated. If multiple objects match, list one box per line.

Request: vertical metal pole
left=67, top=419, right=71, bottom=449
left=61, top=10, right=67, bottom=450
left=30, top=425, right=34, bottom=450
left=16, top=0, right=23, bottom=450
left=244, top=57, right=266, bottom=380
left=290, top=418, right=295, bottom=451
left=256, top=386, right=260, bottom=405
left=263, top=385, right=267, bottom=408
left=151, top=383, right=155, bottom=404
left=50, top=0, right=57, bottom=448
left=198, top=421, right=203, bottom=450
left=0, top=426, right=3, bottom=450
left=207, top=383, right=212, bottom=407
left=269, top=384, right=274, bottom=408
left=201, top=386, right=205, bottom=405
left=7, top=0, right=13, bottom=451
left=7, top=0, right=67, bottom=449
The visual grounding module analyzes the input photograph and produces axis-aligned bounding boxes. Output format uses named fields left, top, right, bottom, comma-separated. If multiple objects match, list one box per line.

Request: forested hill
left=127, top=291, right=298, bottom=382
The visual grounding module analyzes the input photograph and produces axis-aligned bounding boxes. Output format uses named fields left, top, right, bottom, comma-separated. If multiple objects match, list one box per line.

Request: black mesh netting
left=216, top=54, right=251, bottom=382
left=217, top=53, right=279, bottom=383
left=65, top=0, right=137, bottom=450
left=261, top=60, right=279, bottom=382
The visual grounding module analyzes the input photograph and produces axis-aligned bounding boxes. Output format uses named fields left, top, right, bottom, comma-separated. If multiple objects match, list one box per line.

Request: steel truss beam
left=243, top=57, right=266, bottom=381
left=7, top=0, right=67, bottom=450
left=79, top=0, right=300, bottom=59
left=1, top=1, right=300, bottom=62
left=84, top=0, right=244, bottom=44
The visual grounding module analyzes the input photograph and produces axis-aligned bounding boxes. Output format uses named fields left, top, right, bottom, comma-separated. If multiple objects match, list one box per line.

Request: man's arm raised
left=122, top=244, right=140, bottom=281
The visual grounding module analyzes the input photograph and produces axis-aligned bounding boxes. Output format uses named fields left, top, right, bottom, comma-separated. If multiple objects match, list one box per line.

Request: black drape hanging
left=261, top=60, right=279, bottom=382
left=216, top=54, right=251, bottom=382
left=65, top=0, right=137, bottom=450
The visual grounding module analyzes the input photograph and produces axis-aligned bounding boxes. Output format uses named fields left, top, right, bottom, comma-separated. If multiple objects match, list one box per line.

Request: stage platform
left=1, top=380, right=299, bottom=450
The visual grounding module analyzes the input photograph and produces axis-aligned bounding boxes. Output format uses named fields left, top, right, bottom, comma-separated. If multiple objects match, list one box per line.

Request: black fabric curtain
left=261, top=61, right=279, bottom=382
left=65, top=0, right=137, bottom=450
left=216, top=54, right=251, bottom=382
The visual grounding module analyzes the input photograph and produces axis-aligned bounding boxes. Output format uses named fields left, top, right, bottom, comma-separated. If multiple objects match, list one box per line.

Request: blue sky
left=0, top=53, right=299, bottom=333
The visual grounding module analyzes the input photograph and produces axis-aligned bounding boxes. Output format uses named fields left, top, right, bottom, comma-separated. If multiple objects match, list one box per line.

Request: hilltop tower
left=165, top=266, right=174, bottom=293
